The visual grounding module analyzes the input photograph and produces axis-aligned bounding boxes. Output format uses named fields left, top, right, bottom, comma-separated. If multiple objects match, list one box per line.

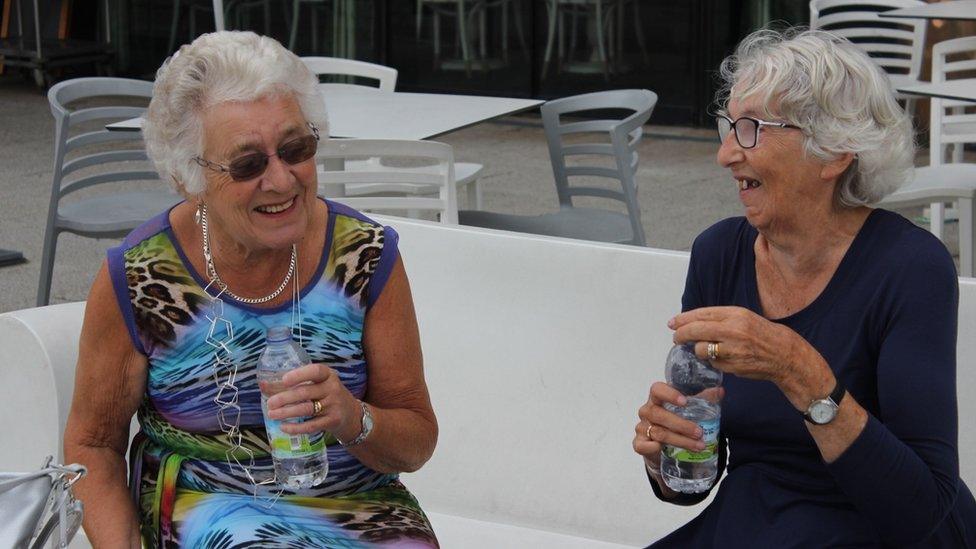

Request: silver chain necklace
left=199, top=203, right=297, bottom=304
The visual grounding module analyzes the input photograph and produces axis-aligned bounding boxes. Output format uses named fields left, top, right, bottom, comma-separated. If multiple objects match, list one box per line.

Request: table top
left=107, top=85, right=543, bottom=140
left=897, top=79, right=976, bottom=102
left=880, top=0, right=976, bottom=21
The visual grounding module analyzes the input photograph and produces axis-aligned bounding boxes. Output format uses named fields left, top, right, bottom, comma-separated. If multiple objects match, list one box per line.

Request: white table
left=880, top=0, right=976, bottom=21
left=108, top=85, right=541, bottom=140
left=897, top=79, right=976, bottom=102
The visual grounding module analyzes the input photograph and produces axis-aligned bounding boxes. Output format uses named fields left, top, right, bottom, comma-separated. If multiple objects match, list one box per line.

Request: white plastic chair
left=880, top=36, right=976, bottom=277
left=301, top=56, right=398, bottom=91
left=302, top=56, right=486, bottom=209
left=317, top=139, right=459, bottom=224
left=810, top=0, right=927, bottom=119
left=38, top=78, right=180, bottom=306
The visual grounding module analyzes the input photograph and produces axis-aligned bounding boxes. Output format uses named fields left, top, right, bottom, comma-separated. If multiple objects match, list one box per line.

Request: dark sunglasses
left=193, top=123, right=320, bottom=182
left=715, top=114, right=801, bottom=149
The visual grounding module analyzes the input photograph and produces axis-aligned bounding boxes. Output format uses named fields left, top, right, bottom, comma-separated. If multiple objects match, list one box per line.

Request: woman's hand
left=263, top=363, right=363, bottom=443
left=633, top=382, right=708, bottom=471
left=670, top=306, right=833, bottom=411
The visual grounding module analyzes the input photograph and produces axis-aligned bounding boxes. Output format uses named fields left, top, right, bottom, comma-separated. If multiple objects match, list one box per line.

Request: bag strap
left=0, top=463, right=87, bottom=494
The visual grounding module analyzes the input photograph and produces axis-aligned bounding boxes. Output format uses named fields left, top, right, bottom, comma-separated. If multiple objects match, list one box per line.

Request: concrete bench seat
left=2, top=217, right=974, bottom=547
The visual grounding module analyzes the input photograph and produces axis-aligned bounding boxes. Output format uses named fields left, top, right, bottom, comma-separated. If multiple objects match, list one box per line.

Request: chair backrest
left=809, top=0, right=926, bottom=82
left=300, top=57, right=398, bottom=92
left=316, top=139, right=458, bottom=224
left=541, top=89, right=657, bottom=246
left=929, top=36, right=976, bottom=166
left=47, top=77, right=160, bottom=203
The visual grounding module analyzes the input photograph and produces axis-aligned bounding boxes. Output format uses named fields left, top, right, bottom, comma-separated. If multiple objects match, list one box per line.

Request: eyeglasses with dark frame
left=715, top=113, right=801, bottom=149
left=193, top=123, right=321, bottom=182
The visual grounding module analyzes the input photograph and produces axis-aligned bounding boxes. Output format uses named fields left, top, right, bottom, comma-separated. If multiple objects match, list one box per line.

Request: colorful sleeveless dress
left=107, top=199, right=439, bottom=548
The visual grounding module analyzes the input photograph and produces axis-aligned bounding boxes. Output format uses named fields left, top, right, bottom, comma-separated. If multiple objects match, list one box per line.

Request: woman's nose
left=260, top=154, right=296, bottom=192
left=716, top=132, right=744, bottom=168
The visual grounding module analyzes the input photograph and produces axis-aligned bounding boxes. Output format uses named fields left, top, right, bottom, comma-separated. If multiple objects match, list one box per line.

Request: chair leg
left=36, top=229, right=58, bottom=307
left=511, top=0, right=528, bottom=60
left=961, top=197, right=973, bottom=277
left=458, top=1, right=472, bottom=76
left=594, top=1, right=609, bottom=81
left=288, top=0, right=300, bottom=51
left=416, top=0, right=423, bottom=38
left=931, top=202, right=945, bottom=240
left=168, top=0, right=182, bottom=54
left=541, top=0, right=557, bottom=79
left=632, top=0, right=649, bottom=64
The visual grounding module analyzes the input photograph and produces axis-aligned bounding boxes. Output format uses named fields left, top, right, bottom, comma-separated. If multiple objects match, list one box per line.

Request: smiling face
left=717, top=96, right=838, bottom=235
left=198, top=93, right=320, bottom=254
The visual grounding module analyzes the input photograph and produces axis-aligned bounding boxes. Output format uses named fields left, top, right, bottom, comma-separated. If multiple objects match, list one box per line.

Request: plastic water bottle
left=661, top=343, right=723, bottom=494
left=256, top=326, right=328, bottom=489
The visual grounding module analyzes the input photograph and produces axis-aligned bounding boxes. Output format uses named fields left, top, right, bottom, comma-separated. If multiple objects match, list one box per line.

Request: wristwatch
left=338, top=401, right=374, bottom=447
left=803, top=380, right=845, bottom=425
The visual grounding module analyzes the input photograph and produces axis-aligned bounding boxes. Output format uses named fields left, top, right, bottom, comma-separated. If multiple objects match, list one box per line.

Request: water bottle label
left=264, top=417, right=326, bottom=458
left=666, top=417, right=719, bottom=463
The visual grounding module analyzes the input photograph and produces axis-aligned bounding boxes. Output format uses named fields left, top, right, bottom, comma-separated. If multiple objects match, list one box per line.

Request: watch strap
left=337, top=401, right=371, bottom=447
left=802, top=379, right=845, bottom=424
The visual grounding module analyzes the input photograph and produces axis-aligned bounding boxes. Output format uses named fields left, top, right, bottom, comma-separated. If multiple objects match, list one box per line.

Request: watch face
left=809, top=401, right=837, bottom=424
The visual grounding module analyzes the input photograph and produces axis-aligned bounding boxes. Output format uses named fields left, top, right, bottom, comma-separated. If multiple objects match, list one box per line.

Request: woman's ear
left=172, top=175, right=195, bottom=201
left=820, top=153, right=855, bottom=182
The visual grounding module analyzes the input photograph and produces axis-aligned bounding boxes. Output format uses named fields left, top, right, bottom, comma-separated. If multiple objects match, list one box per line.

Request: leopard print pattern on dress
left=327, top=216, right=386, bottom=309
left=124, top=232, right=209, bottom=352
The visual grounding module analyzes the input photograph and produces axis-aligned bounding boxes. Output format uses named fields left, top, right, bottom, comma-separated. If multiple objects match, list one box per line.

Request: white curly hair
left=718, top=28, right=915, bottom=207
left=143, top=31, right=328, bottom=196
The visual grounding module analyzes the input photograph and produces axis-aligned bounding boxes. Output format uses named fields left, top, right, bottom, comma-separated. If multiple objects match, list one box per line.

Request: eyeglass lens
left=715, top=117, right=758, bottom=149
left=227, top=135, right=319, bottom=181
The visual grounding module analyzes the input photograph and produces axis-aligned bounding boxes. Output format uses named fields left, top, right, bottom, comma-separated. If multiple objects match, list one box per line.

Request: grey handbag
left=0, top=456, right=86, bottom=549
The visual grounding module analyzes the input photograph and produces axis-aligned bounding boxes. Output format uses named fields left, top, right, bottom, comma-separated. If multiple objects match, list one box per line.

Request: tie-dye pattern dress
left=106, top=199, right=438, bottom=548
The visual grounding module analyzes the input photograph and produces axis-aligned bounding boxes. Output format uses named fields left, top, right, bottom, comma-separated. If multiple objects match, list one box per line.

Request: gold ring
left=707, top=342, right=720, bottom=361
left=312, top=399, right=323, bottom=416
left=645, top=423, right=653, bottom=440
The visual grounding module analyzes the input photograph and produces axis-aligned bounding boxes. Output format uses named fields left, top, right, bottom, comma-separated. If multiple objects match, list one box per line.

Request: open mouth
left=738, top=179, right=761, bottom=191
left=254, top=197, right=296, bottom=215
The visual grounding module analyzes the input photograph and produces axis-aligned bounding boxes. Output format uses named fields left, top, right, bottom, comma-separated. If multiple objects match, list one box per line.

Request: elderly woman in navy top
left=633, top=29, right=975, bottom=547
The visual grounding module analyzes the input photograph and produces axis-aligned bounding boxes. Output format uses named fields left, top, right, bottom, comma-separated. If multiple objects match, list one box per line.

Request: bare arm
left=63, top=261, right=147, bottom=548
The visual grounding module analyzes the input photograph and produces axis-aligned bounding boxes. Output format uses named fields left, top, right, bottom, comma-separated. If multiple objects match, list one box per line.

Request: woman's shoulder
left=867, top=209, right=957, bottom=279
left=325, top=200, right=398, bottom=242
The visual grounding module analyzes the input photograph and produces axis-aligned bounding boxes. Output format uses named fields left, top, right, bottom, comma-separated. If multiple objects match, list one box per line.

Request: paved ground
left=0, top=74, right=948, bottom=313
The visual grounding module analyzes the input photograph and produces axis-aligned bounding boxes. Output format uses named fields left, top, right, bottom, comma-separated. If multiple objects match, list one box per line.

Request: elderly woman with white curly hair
left=62, top=31, right=439, bottom=547
left=633, top=29, right=975, bottom=547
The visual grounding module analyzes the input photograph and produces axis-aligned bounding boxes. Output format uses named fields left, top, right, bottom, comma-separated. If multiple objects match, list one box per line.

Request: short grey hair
left=718, top=28, right=914, bottom=207
left=143, top=31, right=328, bottom=195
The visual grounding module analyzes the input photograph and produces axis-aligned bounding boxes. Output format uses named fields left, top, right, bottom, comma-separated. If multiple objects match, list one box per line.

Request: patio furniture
left=317, top=139, right=459, bottom=224
left=880, top=0, right=976, bottom=21
left=288, top=0, right=356, bottom=57
left=416, top=0, right=482, bottom=76
left=168, top=0, right=271, bottom=54
left=459, top=89, right=656, bottom=246
left=810, top=0, right=927, bottom=118
left=541, top=0, right=648, bottom=81
left=301, top=58, right=487, bottom=208
left=37, top=77, right=180, bottom=306
left=881, top=36, right=976, bottom=277
left=5, top=219, right=976, bottom=546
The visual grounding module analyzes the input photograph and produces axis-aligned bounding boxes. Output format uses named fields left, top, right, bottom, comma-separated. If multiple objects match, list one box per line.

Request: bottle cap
left=266, top=326, right=292, bottom=343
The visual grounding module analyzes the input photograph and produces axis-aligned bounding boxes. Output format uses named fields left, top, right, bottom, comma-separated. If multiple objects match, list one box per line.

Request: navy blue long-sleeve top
left=649, top=210, right=976, bottom=548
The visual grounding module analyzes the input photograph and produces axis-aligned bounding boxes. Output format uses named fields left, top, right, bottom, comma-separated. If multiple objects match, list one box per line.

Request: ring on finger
left=706, top=341, right=720, bottom=361
left=645, top=423, right=653, bottom=440
left=312, top=399, right=323, bottom=416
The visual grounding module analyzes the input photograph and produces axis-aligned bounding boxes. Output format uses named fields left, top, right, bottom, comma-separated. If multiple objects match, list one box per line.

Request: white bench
left=2, top=217, right=974, bottom=548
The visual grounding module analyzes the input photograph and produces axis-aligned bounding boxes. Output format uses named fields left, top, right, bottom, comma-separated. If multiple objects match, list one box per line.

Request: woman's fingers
left=281, top=362, right=333, bottom=386
left=648, top=381, right=688, bottom=407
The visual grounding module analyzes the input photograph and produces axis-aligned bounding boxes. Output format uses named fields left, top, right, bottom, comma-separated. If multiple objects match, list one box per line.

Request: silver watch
left=339, top=401, right=373, bottom=447
left=803, top=380, right=845, bottom=425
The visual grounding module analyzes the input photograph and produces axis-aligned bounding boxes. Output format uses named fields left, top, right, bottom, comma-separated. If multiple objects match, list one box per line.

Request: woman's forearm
left=344, top=405, right=437, bottom=473
left=65, top=443, right=141, bottom=548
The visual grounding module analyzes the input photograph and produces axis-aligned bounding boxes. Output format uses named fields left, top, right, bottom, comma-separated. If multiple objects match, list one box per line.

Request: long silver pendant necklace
left=197, top=202, right=305, bottom=505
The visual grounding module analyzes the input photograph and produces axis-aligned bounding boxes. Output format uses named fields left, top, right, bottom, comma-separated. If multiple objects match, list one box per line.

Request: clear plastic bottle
left=256, top=326, right=328, bottom=489
left=661, top=343, right=723, bottom=494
